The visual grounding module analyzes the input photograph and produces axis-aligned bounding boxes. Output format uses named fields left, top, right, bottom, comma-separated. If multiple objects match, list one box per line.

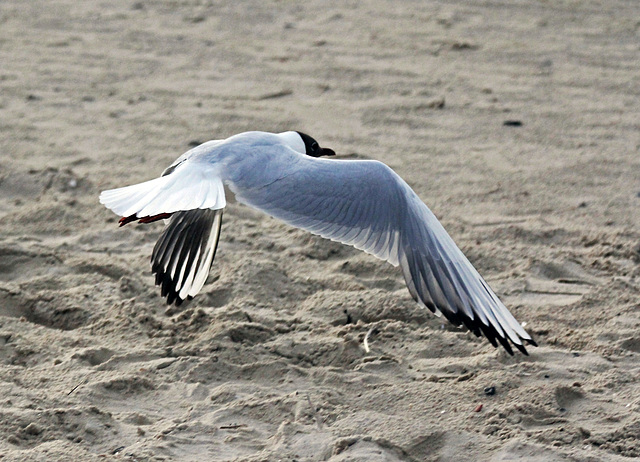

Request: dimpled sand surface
left=0, top=1, right=639, bottom=460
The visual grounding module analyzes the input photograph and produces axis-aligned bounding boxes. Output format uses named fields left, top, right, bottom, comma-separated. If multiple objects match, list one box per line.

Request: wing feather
left=151, top=209, right=223, bottom=306
left=232, top=157, right=535, bottom=354
left=99, top=163, right=226, bottom=220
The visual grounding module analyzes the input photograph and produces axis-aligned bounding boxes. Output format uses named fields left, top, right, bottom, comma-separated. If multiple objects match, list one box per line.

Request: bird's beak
left=319, top=148, right=336, bottom=157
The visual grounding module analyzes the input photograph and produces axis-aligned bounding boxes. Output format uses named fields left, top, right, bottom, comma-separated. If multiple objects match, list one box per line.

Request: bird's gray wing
left=232, top=158, right=536, bottom=354
left=232, top=159, right=405, bottom=265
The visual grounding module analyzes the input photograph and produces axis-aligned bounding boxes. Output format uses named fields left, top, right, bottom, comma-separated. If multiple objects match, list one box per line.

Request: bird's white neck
left=278, top=131, right=306, bottom=154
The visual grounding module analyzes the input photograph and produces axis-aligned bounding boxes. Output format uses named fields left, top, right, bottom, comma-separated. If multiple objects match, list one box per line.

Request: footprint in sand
left=554, top=385, right=585, bottom=412
left=521, top=260, right=602, bottom=307
left=619, top=337, right=640, bottom=353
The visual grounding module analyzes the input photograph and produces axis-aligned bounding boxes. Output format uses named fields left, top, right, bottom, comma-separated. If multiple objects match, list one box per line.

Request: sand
left=1, top=0, right=639, bottom=460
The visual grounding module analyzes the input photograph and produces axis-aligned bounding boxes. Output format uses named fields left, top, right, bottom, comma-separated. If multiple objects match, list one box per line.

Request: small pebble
left=474, top=404, right=483, bottom=412
left=484, top=386, right=496, bottom=396
left=503, top=120, right=523, bottom=127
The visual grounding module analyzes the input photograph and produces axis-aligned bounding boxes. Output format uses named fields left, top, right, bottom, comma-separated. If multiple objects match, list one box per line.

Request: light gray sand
left=0, top=1, right=639, bottom=460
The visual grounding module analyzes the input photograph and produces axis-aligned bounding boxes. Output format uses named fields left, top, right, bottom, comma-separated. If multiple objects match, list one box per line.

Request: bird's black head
left=296, top=131, right=336, bottom=158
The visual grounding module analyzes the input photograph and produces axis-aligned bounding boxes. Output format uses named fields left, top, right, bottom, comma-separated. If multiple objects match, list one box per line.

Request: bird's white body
left=100, top=131, right=536, bottom=354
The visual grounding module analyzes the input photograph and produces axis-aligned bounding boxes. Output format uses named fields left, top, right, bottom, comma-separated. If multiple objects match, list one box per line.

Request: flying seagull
left=100, top=131, right=536, bottom=355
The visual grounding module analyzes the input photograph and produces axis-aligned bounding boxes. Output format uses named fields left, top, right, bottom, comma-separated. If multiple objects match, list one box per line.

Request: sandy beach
left=1, top=0, right=639, bottom=460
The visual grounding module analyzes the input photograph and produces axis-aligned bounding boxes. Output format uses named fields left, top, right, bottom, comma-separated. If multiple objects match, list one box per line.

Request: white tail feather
left=99, top=164, right=226, bottom=218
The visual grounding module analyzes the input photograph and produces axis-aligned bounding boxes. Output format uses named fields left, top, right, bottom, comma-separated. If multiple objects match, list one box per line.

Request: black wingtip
left=150, top=209, right=222, bottom=308
left=401, top=249, right=537, bottom=356
left=513, top=341, right=528, bottom=356
left=159, top=270, right=185, bottom=307
left=166, top=291, right=176, bottom=305
left=434, top=299, right=524, bottom=356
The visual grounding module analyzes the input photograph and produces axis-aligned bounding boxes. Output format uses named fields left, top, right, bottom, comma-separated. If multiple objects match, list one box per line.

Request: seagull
left=100, top=130, right=537, bottom=355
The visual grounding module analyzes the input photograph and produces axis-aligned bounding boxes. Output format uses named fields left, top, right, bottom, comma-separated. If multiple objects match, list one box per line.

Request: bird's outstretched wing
left=151, top=209, right=223, bottom=306
left=231, top=157, right=536, bottom=354
left=100, top=158, right=226, bottom=306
